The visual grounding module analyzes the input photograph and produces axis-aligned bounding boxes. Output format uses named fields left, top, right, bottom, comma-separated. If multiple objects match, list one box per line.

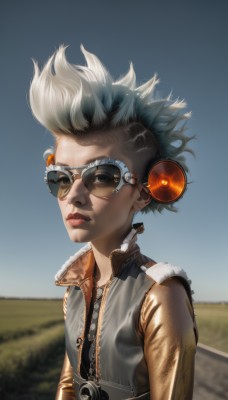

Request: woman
left=29, top=45, right=198, bottom=400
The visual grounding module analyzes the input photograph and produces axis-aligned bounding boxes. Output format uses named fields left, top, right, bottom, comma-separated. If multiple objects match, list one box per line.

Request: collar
left=55, top=223, right=144, bottom=287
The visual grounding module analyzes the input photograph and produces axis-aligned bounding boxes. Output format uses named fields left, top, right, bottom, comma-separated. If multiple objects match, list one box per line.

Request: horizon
left=1, top=296, right=228, bottom=304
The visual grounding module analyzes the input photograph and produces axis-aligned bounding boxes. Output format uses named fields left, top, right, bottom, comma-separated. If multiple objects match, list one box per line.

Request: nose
left=66, top=175, right=88, bottom=206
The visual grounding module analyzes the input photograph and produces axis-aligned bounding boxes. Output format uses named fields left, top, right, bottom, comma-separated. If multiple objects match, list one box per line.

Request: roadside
left=194, top=346, right=228, bottom=400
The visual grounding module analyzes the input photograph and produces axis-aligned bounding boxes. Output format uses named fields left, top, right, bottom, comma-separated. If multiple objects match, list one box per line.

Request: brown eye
left=82, top=165, right=121, bottom=196
left=47, top=171, right=71, bottom=198
left=57, top=174, right=71, bottom=187
left=93, top=171, right=119, bottom=185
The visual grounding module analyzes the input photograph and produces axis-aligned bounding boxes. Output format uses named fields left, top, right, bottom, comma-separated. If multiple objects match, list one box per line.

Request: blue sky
left=1, top=0, right=227, bottom=301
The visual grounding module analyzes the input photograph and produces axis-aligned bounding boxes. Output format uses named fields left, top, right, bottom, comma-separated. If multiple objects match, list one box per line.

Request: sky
left=1, top=0, right=227, bottom=301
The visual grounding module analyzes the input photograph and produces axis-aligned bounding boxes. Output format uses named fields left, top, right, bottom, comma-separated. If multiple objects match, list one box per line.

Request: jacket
left=55, top=224, right=198, bottom=400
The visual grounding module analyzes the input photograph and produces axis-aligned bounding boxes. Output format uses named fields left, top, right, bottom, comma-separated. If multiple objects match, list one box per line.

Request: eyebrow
left=55, top=156, right=112, bottom=167
left=55, top=162, right=71, bottom=166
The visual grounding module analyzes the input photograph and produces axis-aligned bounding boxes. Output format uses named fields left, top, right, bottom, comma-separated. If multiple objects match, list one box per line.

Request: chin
left=68, top=229, right=92, bottom=243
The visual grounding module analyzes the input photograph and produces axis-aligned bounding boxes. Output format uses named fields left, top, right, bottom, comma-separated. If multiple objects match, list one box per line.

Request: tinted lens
left=82, top=164, right=121, bottom=196
left=47, top=170, right=72, bottom=199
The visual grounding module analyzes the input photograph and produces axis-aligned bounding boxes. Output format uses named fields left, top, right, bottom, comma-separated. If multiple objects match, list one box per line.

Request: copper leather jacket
left=55, top=224, right=198, bottom=400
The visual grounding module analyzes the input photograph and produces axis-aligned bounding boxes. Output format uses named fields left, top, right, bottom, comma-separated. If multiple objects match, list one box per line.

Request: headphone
left=145, top=158, right=187, bottom=204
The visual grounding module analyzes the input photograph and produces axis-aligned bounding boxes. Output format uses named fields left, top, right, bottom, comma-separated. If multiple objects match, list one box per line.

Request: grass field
left=194, top=303, right=228, bottom=353
left=0, top=299, right=64, bottom=399
left=0, top=299, right=63, bottom=342
left=0, top=299, right=227, bottom=399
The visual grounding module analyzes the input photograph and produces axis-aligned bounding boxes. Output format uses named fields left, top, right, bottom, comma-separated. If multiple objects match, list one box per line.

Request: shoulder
left=141, top=275, right=192, bottom=317
left=140, top=262, right=198, bottom=342
left=141, top=261, right=193, bottom=304
left=143, top=277, right=192, bottom=315
left=141, top=261, right=191, bottom=285
left=140, top=277, right=198, bottom=345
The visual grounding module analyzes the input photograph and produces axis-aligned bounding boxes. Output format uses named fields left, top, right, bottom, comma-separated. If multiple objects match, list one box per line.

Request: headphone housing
left=146, top=159, right=187, bottom=204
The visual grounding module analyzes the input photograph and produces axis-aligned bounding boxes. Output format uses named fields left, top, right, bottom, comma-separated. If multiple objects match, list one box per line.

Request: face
left=54, top=129, right=148, bottom=249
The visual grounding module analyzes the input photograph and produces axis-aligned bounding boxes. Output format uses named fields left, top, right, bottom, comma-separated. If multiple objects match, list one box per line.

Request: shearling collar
left=55, top=223, right=144, bottom=287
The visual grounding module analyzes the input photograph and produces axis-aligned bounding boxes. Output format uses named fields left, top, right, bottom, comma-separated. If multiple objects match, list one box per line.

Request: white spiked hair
left=29, top=45, right=194, bottom=213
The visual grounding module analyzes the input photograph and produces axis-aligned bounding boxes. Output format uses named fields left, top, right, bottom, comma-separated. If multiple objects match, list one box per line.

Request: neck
left=92, top=249, right=112, bottom=287
left=91, top=227, right=132, bottom=287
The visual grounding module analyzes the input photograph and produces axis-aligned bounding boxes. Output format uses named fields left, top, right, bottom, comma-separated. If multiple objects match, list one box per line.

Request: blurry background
left=1, top=0, right=227, bottom=301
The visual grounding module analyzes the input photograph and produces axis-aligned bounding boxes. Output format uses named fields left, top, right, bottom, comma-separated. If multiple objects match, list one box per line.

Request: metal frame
left=44, top=158, right=137, bottom=197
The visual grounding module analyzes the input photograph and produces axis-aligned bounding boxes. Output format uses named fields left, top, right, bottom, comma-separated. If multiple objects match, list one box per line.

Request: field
left=194, top=303, right=228, bottom=353
left=0, top=299, right=64, bottom=399
left=0, top=300, right=227, bottom=399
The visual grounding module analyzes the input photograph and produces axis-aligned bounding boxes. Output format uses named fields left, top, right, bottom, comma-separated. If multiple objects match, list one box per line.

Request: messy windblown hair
left=29, top=45, right=193, bottom=213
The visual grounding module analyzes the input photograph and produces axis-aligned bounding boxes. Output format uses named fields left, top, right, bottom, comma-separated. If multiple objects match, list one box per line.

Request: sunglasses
left=44, top=158, right=137, bottom=199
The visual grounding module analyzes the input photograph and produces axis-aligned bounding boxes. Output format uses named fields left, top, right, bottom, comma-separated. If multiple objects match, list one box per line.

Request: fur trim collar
left=55, top=223, right=144, bottom=286
left=55, top=242, right=92, bottom=283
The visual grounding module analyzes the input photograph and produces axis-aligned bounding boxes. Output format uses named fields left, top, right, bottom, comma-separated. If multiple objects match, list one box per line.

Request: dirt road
left=193, top=346, right=228, bottom=400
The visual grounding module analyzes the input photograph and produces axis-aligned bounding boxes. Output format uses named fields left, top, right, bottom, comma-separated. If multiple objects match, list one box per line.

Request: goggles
left=44, top=149, right=187, bottom=203
left=44, top=156, right=137, bottom=199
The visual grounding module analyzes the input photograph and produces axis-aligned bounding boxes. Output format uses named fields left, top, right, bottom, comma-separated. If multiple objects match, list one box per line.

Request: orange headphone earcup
left=43, top=148, right=55, bottom=166
left=146, top=159, right=187, bottom=203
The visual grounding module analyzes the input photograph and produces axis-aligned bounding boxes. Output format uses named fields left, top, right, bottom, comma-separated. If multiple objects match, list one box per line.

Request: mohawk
left=29, top=45, right=193, bottom=213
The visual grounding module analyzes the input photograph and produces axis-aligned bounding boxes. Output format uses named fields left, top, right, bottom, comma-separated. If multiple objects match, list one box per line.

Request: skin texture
left=55, top=130, right=150, bottom=246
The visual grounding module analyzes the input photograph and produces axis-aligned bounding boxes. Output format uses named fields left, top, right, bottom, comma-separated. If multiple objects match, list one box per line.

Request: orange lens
left=147, top=160, right=187, bottom=203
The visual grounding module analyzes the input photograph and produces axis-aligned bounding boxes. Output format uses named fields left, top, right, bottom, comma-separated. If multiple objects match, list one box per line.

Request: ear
left=132, top=186, right=151, bottom=212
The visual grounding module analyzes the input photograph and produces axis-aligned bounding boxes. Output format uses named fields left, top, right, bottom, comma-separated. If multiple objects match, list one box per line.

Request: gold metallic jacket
left=55, top=224, right=198, bottom=400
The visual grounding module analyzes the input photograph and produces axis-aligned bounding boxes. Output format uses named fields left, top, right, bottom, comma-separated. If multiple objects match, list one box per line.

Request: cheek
left=57, top=199, right=66, bottom=219
left=99, top=189, right=136, bottom=219
left=57, top=199, right=62, bottom=212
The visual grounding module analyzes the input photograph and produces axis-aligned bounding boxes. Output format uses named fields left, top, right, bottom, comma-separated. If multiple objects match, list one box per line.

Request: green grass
left=17, top=340, right=65, bottom=400
left=0, top=299, right=63, bottom=341
left=0, top=299, right=65, bottom=399
left=0, top=299, right=64, bottom=400
left=0, top=324, right=64, bottom=373
left=0, top=329, right=65, bottom=400
left=194, top=303, right=228, bottom=353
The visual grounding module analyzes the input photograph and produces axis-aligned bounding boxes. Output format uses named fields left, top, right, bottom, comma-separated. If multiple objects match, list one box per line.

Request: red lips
left=66, top=212, right=91, bottom=222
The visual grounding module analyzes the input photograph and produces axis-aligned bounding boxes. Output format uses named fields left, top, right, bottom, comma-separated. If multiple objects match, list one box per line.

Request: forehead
left=55, top=128, right=134, bottom=167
